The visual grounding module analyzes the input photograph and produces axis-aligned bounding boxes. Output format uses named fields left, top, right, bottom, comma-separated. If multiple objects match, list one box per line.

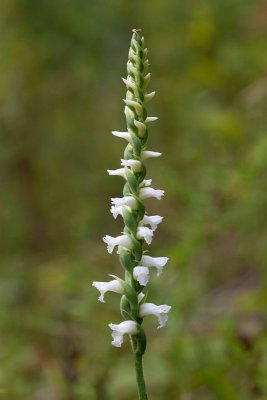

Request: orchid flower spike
left=93, top=29, right=170, bottom=400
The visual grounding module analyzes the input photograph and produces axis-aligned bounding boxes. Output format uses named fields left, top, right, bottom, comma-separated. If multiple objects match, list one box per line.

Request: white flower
left=140, top=215, right=163, bottom=231
left=123, top=99, right=143, bottom=114
left=109, top=320, right=138, bottom=347
left=111, top=196, right=137, bottom=209
left=92, top=279, right=123, bottom=302
left=127, top=62, right=138, bottom=76
left=133, top=266, right=150, bottom=286
left=144, top=91, right=156, bottom=102
left=145, top=116, right=158, bottom=123
left=137, top=226, right=154, bottom=244
left=110, top=204, right=131, bottom=219
left=107, top=168, right=126, bottom=179
left=121, top=159, right=142, bottom=172
left=110, top=196, right=137, bottom=218
left=103, top=234, right=132, bottom=254
left=134, top=120, right=146, bottom=137
left=140, top=179, right=152, bottom=187
left=141, top=255, right=169, bottom=276
left=139, top=303, right=171, bottom=328
left=111, top=131, right=131, bottom=142
left=142, top=150, right=162, bottom=159
left=122, top=77, right=136, bottom=91
left=140, top=187, right=165, bottom=200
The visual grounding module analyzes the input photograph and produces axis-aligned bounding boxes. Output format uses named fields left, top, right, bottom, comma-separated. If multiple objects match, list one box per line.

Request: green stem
left=134, top=353, right=148, bottom=400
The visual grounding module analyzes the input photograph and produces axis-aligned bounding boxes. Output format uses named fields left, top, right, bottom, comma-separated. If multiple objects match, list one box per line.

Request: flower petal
left=141, top=255, right=169, bottom=276
left=137, top=226, right=154, bottom=244
left=142, top=150, right=162, bottom=159
left=121, top=159, right=142, bottom=171
left=139, top=303, right=171, bottom=328
left=140, top=215, right=163, bottom=231
left=140, top=187, right=165, bottom=200
left=103, top=234, right=132, bottom=254
left=109, top=320, right=138, bottom=347
left=111, top=131, right=131, bottom=141
left=133, top=266, right=150, bottom=286
left=92, top=280, right=123, bottom=302
left=145, top=116, right=158, bottom=123
left=107, top=168, right=126, bottom=179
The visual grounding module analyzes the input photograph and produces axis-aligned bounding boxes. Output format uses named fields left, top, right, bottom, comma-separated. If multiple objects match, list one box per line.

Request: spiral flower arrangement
left=93, top=29, right=170, bottom=400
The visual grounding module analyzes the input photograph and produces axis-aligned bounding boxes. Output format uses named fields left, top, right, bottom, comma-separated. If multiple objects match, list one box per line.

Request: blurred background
left=1, top=1, right=267, bottom=399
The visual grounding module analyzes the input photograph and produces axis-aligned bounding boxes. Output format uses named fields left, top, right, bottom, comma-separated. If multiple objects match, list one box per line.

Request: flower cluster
left=92, top=29, right=171, bottom=350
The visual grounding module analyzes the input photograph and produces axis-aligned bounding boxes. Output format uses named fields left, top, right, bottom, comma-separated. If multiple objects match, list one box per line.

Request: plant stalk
left=134, top=352, right=148, bottom=400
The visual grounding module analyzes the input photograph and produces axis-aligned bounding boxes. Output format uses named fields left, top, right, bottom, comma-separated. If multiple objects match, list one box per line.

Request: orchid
left=93, top=29, right=170, bottom=400
left=139, top=303, right=171, bottom=328
left=92, top=279, right=123, bottom=302
left=109, top=320, right=138, bottom=347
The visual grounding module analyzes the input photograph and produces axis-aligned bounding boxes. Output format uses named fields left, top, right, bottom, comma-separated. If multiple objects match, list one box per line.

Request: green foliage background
left=1, top=1, right=267, bottom=399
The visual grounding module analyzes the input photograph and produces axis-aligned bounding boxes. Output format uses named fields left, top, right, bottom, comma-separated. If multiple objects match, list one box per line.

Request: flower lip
left=142, top=150, right=162, bottom=160
left=139, top=302, right=171, bottom=328
left=111, top=196, right=137, bottom=209
left=92, top=279, right=123, bottom=302
left=110, top=204, right=131, bottom=219
left=121, top=159, right=142, bottom=172
left=107, top=168, right=126, bottom=179
left=140, top=187, right=165, bottom=200
left=103, top=234, right=132, bottom=254
left=141, top=255, right=169, bottom=276
left=111, top=131, right=131, bottom=141
left=140, top=215, right=163, bottom=231
left=137, top=226, right=154, bottom=245
left=133, top=266, right=150, bottom=286
left=109, top=320, right=138, bottom=347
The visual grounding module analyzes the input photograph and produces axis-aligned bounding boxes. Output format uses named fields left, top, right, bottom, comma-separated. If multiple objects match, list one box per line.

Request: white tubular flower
left=123, top=99, right=143, bottom=114
left=103, top=234, right=132, bottom=254
left=109, top=320, right=138, bottom=347
left=140, top=179, right=152, bottom=187
left=127, top=61, right=138, bottom=75
left=141, top=255, right=169, bottom=276
left=142, top=150, right=162, bottom=160
left=140, top=215, right=163, bottom=231
left=137, top=226, right=154, bottom=244
left=110, top=204, right=131, bottom=219
left=121, top=159, right=142, bottom=172
left=144, top=91, right=156, bottom=102
left=107, top=168, right=126, bottom=179
left=122, top=77, right=136, bottom=91
left=140, top=187, right=165, bottom=200
left=133, top=266, right=150, bottom=286
left=110, top=197, right=137, bottom=219
left=139, top=303, right=171, bottom=328
left=134, top=120, right=147, bottom=137
left=111, top=130, right=131, bottom=141
left=143, top=72, right=151, bottom=87
left=111, top=196, right=137, bottom=209
left=145, top=116, right=158, bottom=123
left=92, top=280, right=123, bottom=302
